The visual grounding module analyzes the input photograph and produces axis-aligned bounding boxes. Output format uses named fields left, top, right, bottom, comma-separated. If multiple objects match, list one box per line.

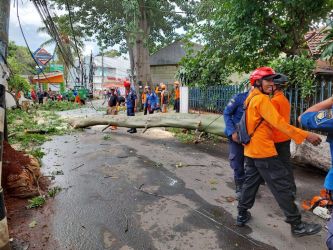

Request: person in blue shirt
left=223, top=91, right=249, bottom=199
left=124, top=80, right=138, bottom=133
left=299, top=96, right=333, bottom=248
left=145, top=86, right=159, bottom=114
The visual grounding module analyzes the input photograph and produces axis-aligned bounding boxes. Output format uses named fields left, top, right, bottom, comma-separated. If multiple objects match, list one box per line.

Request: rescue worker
left=271, top=73, right=296, bottom=195
left=299, top=97, right=333, bottom=247
left=145, top=86, right=159, bottom=114
left=107, top=87, right=119, bottom=130
left=237, top=66, right=322, bottom=237
left=161, top=84, right=170, bottom=113
left=142, top=86, right=148, bottom=115
left=223, top=90, right=249, bottom=199
left=174, top=81, right=180, bottom=113
left=124, top=80, right=137, bottom=133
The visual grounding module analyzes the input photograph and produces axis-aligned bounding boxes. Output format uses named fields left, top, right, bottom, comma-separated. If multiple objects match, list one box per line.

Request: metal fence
left=189, top=85, right=245, bottom=113
left=189, top=75, right=333, bottom=126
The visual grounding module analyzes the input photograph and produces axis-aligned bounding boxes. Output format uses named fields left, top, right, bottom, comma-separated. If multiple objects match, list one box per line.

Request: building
left=149, top=41, right=202, bottom=87
left=68, top=55, right=130, bottom=91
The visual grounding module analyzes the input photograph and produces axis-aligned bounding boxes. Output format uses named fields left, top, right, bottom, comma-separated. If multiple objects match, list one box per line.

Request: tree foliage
left=7, top=41, right=34, bottom=93
left=179, top=0, right=333, bottom=86
left=269, top=55, right=316, bottom=98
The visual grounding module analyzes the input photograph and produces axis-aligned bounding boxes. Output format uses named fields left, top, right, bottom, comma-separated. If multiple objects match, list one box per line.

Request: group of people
left=140, top=81, right=180, bottom=114
left=224, top=66, right=327, bottom=239
left=105, top=80, right=181, bottom=133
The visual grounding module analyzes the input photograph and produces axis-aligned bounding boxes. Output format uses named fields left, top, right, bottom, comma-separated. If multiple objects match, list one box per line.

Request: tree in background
left=50, top=0, right=197, bottom=86
left=179, top=0, right=333, bottom=86
left=7, top=41, right=34, bottom=97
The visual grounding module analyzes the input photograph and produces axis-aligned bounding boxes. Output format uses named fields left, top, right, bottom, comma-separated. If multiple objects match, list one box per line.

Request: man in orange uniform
left=271, top=74, right=296, bottom=195
left=174, top=81, right=180, bottom=113
left=236, top=66, right=322, bottom=237
left=142, top=86, right=148, bottom=115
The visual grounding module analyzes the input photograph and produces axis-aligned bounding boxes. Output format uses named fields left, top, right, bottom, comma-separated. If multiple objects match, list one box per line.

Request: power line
left=16, top=0, right=53, bottom=86
left=65, top=0, right=83, bottom=85
left=31, top=0, right=78, bottom=83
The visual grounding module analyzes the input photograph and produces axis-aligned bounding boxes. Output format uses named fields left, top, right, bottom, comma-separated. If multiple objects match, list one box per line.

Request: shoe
left=236, top=211, right=251, bottom=227
left=129, top=128, right=137, bottom=134
left=291, top=222, right=322, bottom=237
left=127, top=128, right=132, bottom=132
left=235, top=179, right=244, bottom=200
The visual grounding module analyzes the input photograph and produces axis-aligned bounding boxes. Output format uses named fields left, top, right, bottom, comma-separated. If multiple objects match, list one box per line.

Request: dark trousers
left=238, top=156, right=301, bottom=225
left=144, top=106, right=147, bottom=115
left=127, top=107, right=135, bottom=116
left=175, top=99, right=180, bottom=113
left=228, top=140, right=245, bottom=182
left=275, top=140, right=296, bottom=194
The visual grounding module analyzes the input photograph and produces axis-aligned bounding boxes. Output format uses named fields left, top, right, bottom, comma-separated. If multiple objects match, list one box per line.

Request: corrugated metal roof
left=149, top=41, right=202, bottom=66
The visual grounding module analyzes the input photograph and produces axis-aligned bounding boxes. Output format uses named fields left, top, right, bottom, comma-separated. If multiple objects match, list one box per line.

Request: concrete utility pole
left=0, top=0, right=10, bottom=249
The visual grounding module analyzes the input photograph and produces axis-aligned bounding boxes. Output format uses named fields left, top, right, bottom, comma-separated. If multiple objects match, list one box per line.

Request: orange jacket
left=141, top=92, right=147, bottom=104
left=175, top=88, right=180, bottom=100
left=271, top=91, right=291, bottom=143
left=244, top=88, right=308, bottom=158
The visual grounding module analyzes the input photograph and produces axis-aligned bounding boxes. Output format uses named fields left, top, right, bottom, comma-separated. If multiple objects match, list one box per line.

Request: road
left=39, top=103, right=327, bottom=250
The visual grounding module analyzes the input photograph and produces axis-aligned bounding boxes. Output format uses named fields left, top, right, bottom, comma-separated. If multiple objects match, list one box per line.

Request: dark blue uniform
left=126, top=88, right=137, bottom=116
left=223, top=92, right=248, bottom=183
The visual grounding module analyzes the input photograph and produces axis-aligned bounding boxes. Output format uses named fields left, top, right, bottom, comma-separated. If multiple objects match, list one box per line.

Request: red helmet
left=249, top=66, right=276, bottom=85
left=123, top=80, right=131, bottom=87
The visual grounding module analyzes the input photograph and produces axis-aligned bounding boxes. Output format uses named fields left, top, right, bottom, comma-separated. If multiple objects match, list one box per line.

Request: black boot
left=291, top=222, right=322, bottom=237
left=129, top=128, right=137, bottom=134
left=236, top=210, right=251, bottom=227
left=127, top=128, right=132, bottom=133
left=235, top=179, right=244, bottom=200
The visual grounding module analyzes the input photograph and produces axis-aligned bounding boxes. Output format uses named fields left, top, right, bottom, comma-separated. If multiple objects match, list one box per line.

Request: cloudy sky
left=8, top=0, right=99, bottom=56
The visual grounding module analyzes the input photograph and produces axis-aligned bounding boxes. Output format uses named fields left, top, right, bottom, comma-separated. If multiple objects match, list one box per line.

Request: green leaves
left=269, top=55, right=316, bottom=98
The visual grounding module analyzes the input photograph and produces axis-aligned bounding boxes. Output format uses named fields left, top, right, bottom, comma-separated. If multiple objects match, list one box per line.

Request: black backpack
left=236, top=95, right=264, bottom=145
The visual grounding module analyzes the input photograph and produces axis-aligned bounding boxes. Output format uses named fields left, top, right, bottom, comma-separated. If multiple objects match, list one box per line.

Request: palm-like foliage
left=37, top=15, right=85, bottom=76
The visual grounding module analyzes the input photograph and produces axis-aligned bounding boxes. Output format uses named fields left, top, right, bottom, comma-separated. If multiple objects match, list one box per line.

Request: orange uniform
left=141, top=92, right=147, bottom=104
left=271, top=91, right=291, bottom=143
left=244, top=88, right=308, bottom=158
left=175, top=88, right=180, bottom=100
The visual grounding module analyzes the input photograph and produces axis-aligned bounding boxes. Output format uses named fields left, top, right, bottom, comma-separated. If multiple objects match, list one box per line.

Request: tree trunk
left=68, top=113, right=331, bottom=171
left=133, top=2, right=152, bottom=87
left=69, top=113, right=225, bottom=136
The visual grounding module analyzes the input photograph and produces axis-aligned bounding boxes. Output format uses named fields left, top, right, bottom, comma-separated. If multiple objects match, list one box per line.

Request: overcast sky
left=8, top=0, right=99, bottom=56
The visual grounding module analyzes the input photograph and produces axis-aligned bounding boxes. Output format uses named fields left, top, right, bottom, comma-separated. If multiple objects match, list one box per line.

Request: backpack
left=236, top=95, right=264, bottom=145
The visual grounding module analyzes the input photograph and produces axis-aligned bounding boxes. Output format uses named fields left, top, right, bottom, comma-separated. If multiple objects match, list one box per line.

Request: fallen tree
left=69, top=113, right=330, bottom=172
left=69, top=113, right=226, bottom=136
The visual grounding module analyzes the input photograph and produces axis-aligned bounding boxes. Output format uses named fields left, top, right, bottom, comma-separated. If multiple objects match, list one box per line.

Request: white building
left=67, top=55, right=130, bottom=91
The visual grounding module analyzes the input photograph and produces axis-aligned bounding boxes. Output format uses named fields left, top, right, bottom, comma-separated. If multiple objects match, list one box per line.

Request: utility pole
left=101, top=51, right=104, bottom=89
left=0, top=0, right=11, bottom=249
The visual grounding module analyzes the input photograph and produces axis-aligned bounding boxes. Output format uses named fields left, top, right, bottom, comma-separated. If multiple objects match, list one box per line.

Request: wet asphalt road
left=42, top=128, right=274, bottom=250
left=40, top=104, right=327, bottom=250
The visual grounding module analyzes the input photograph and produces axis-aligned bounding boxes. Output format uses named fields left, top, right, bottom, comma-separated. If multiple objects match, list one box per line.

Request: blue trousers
left=127, top=107, right=135, bottom=116
left=228, top=139, right=245, bottom=182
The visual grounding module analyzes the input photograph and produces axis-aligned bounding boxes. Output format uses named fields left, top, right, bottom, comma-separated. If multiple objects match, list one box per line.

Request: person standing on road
left=145, top=86, right=159, bottom=114
left=237, top=66, right=322, bottom=237
left=174, top=81, right=180, bottom=113
left=142, top=86, right=148, bottom=115
left=161, top=84, right=170, bottom=113
left=299, top=96, right=333, bottom=247
left=223, top=90, right=249, bottom=199
left=124, top=80, right=137, bottom=133
left=107, top=87, right=119, bottom=130
left=271, top=74, right=297, bottom=196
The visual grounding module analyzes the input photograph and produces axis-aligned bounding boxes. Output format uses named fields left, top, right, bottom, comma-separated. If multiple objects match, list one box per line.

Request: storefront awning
left=31, top=72, right=64, bottom=84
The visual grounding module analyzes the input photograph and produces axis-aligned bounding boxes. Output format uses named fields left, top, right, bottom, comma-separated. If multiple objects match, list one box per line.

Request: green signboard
left=50, top=64, right=64, bottom=72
